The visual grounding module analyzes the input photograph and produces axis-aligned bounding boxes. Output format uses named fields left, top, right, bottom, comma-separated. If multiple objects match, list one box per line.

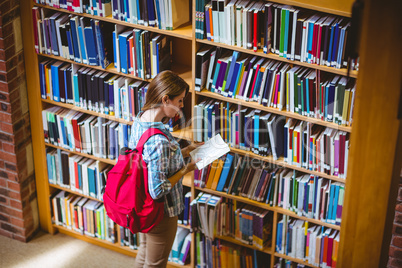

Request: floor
left=0, top=231, right=135, bottom=268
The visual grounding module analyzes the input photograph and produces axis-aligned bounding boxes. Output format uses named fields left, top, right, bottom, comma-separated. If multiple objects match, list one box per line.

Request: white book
left=190, top=134, right=230, bottom=170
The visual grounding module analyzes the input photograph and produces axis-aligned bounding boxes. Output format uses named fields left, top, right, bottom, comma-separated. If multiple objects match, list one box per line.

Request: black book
left=86, top=69, right=96, bottom=111
left=232, top=163, right=249, bottom=196
left=92, top=71, right=102, bottom=113
left=60, top=150, right=70, bottom=186
left=65, top=67, right=74, bottom=104
left=58, top=64, right=67, bottom=103
left=275, top=5, right=281, bottom=54
left=98, top=72, right=109, bottom=114
left=295, top=18, right=303, bottom=61
left=263, top=3, right=273, bottom=53
left=238, top=107, right=247, bottom=149
left=287, top=9, right=294, bottom=58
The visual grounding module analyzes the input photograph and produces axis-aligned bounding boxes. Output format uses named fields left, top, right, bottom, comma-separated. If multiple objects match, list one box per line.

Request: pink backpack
left=103, top=128, right=167, bottom=234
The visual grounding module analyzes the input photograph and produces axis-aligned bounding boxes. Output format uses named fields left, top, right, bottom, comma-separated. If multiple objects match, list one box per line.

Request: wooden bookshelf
left=35, top=4, right=193, bottom=41
left=196, top=90, right=353, bottom=133
left=21, top=0, right=402, bottom=267
left=197, top=39, right=358, bottom=79
left=215, top=235, right=273, bottom=254
left=49, top=184, right=103, bottom=202
left=274, top=252, right=319, bottom=268
left=38, top=53, right=193, bottom=91
left=195, top=186, right=341, bottom=231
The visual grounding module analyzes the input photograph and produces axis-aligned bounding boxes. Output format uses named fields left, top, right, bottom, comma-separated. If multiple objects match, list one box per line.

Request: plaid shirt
left=129, top=116, right=185, bottom=217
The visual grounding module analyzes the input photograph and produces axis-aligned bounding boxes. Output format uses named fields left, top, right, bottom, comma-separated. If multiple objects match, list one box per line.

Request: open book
left=190, top=134, right=230, bottom=170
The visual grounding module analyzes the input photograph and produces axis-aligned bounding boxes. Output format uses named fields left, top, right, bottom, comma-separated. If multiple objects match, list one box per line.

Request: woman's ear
left=162, top=95, right=169, bottom=105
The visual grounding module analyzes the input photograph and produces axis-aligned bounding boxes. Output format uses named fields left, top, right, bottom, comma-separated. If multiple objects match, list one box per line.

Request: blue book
left=327, top=183, right=335, bottom=223
left=252, top=67, right=263, bottom=100
left=112, top=0, right=119, bottom=19
left=119, top=30, right=132, bottom=74
left=327, top=23, right=335, bottom=65
left=228, top=61, right=241, bottom=98
left=113, top=31, right=118, bottom=68
left=124, top=0, right=129, bottom=21
left=216, top=154, right=234, bottom=192
left=109, top=83, right=115, bottom=115
left=70, top=17, right=82, bottom=63
left=276, top=221, right=282, bottom=252
left=225, top=51, right=240, bottom=92
left=39, top=61, right=46, bottom=99
left=253, top=112, right=260, bottom=153
left=332, top=184, right=340, bottom=223
left=305, top=76, right=310, bottom=115
left=84, top=26, right=98, bottom=66
left=49, top=13, right=61, bottom=56
left=90, top=20, right=100, bottom=65
left=331, top=22, right=341, bottom=65
left=154, top=0, right=161, bottom=29
left=119, top=0, right=125, bottom=21
left=136, top=0, right=141, bottom=23
left=51, top=62, right=63, bottom=102
left=77, top=161, right=83, bottom=190
left=66, top=27, right=74, bottom=61
left=327, top=82, right=336, bottom=121
left=88, top=164, right=96, bottom=197
left=77, top=23, right=88, bottom=64
left=307, top=21, right=314, bottom=62
left=46, top=152, right=53, bottom=184
left=73, top=71, right=80, bottom=106
left=123, top=124, right=129, bottom=147
left=91, top=0, right=98, bottom=16
left=210, top=61, right=221, bottom=93
left=147, top=0, right=156, bottom=27
left=207, top=104, right=213, bottom=139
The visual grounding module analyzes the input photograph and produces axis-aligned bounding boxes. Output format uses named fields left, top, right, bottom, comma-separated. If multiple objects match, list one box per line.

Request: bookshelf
left=20, top=0, right=401, bottom=267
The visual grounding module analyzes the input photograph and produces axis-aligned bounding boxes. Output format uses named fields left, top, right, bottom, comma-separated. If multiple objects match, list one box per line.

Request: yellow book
left=220, top=246, right=228, bottom=268
left=286, top=71, right=290, bottom=110
left=234, top=64, right=246, bottom=97
left=341, top=88, right=350, bottom=125
left=206, top=159, right=219, bottom=189
left=234, top=249, right=241, bottom=268
left=220, top=102, right=224, bottom=140
left=45, top=64, right=51, bottom=99
left=270, top=74, right=278, bottom=106
left=211, top=159, right=225, bottom=191
left=228, top=248, right=234, bottom=267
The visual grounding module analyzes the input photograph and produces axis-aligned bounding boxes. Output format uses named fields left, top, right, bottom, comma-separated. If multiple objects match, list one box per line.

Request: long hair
left=142, top=70, right=189, bottom=112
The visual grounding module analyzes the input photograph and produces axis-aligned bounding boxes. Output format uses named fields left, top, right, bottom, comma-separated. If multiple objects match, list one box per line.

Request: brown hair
left=142, top=70, right=189, bottom=112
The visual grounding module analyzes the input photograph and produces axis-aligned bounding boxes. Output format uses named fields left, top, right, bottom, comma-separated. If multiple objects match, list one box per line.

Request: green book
left=279, top=8, right=286, bottom=57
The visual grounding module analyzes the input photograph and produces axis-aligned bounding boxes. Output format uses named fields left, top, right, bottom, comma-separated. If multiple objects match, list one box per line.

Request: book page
left=190, top=134, right=230, bottom=170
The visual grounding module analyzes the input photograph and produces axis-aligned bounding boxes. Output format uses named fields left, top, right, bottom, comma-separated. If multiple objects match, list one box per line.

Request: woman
left=129, top=70, right=200, bottom=267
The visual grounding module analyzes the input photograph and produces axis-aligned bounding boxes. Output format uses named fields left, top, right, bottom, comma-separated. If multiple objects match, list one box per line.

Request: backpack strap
left=135, top=128, right=169, bottom=155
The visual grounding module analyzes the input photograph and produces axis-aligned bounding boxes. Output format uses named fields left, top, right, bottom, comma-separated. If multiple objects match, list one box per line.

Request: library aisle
left=0, top=231, right=134, bottom=268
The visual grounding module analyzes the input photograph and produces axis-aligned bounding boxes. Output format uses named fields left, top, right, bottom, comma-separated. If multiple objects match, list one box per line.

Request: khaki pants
left=134, top=215, right=178, bottom=268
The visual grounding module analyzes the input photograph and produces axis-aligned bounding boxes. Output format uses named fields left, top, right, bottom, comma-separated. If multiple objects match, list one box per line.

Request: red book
left=249, top=63, right=261, bottom=100
left=316, top=24, right=323, bottom=65
left=129, top=37, right=134, bottom=75
left=130, top=86, right=135, bottom=121
left=253, top=11, right=258, bottom=52
left=74, top=161, right=79, bottom=191
left=71, top=113, right=84, bottom=152
left=311, top=23, right=318, bottom=64
left=327, top=233, right=334, bottom=267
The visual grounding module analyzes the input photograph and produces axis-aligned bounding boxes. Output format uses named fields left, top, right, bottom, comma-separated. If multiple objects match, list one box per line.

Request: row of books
left=33, top=8, right=114, bottom=68
left=196, top=234, right=270, bottom=268
left=46, top=148, right=112, bottom=200
left=43, top=107, right=131, bottom=160
left=119, top=226, right=141, bottom=249
left=39, top=60, right=148, bottom=120
left=276, top=216, right=339, bottom=267
left=194, top=155, right=344, bottom=225
left=169, top=227, right=192, bottom=265
left=274, top=259, right=306, bottom=268
left=51, top=190, right=116, bottom=242
left=195, top=47, right=356, bottom=126
left=36, top=0, right=191, bottom=30
left=191, top=193, right=273, bottom=250
left=113, top=27, right=172, bottom=79
left=193, top=101, right=350, bottom=177
left=195, top=1, right=356, bottom=70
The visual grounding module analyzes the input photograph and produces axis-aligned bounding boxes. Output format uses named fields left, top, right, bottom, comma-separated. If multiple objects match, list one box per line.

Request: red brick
left=0, top=122, right=12, bottom=133
left=0, top=111, right=11, bottom=123
left=0, top=22, right=13, bottom=39
left=0, top=205, right=22, bottom=218
left=0, top=195, right=7, bottom=204
left=2, top=34, right=14, bottom=50
left=0, top=212, right=10, bottom=222
left=0, top=61, right=6, bottom=72
left=9, top=216, right=24, bottom=228
left=3, top=46, right=15, bottom=62
left=390, top=256, right=402, bottom=267
left=393, top=224, right=402, bottom=236
left=11, top=233, right=26, bottom=242
left=2, top=142, right=14, bottom=153
left=0, top=161, right=4, bottom=169
left=0, top=228, right=12, bottom=238
left=7, top=180, right=19, bottom=191
left=389, top=246, right=402, bottom=259
left=393, top=236, right=402, bottom=248
left=7, top=189, right=20, bottom=200
left=9, top=199, right=22, bottom=210
left=0, top=178, right=6, bottom=187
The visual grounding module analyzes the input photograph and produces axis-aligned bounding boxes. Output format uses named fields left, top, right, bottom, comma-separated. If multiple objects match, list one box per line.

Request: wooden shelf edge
left=195, top=90, right=352, bottom=133
left=196, top=39, right=358, bottom=78
left=38, top=53, right=193, bottom=90
left=35, top=3, right=193, bottom=40
left=216, top=235, right=272, bottom=254
left=45, top=142, right=117, bottom=165
left=49, top=183, right=103, bottom=202
left=274, top=252, right=319, bottom=268
left=54, top=225, right=191, bottom=267
left=195, top=187, right=341, bottom=230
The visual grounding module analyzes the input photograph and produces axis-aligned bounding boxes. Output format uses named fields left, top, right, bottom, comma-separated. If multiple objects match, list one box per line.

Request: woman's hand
left=183, top=158, right=201, bottom=174
left=181, top=142, right=205, bottom=158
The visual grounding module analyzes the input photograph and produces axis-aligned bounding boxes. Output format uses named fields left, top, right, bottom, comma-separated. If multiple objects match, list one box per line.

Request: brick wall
left=0, top=3, right=39, bottom=242
left=388, top=170, right=402, bottom=267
